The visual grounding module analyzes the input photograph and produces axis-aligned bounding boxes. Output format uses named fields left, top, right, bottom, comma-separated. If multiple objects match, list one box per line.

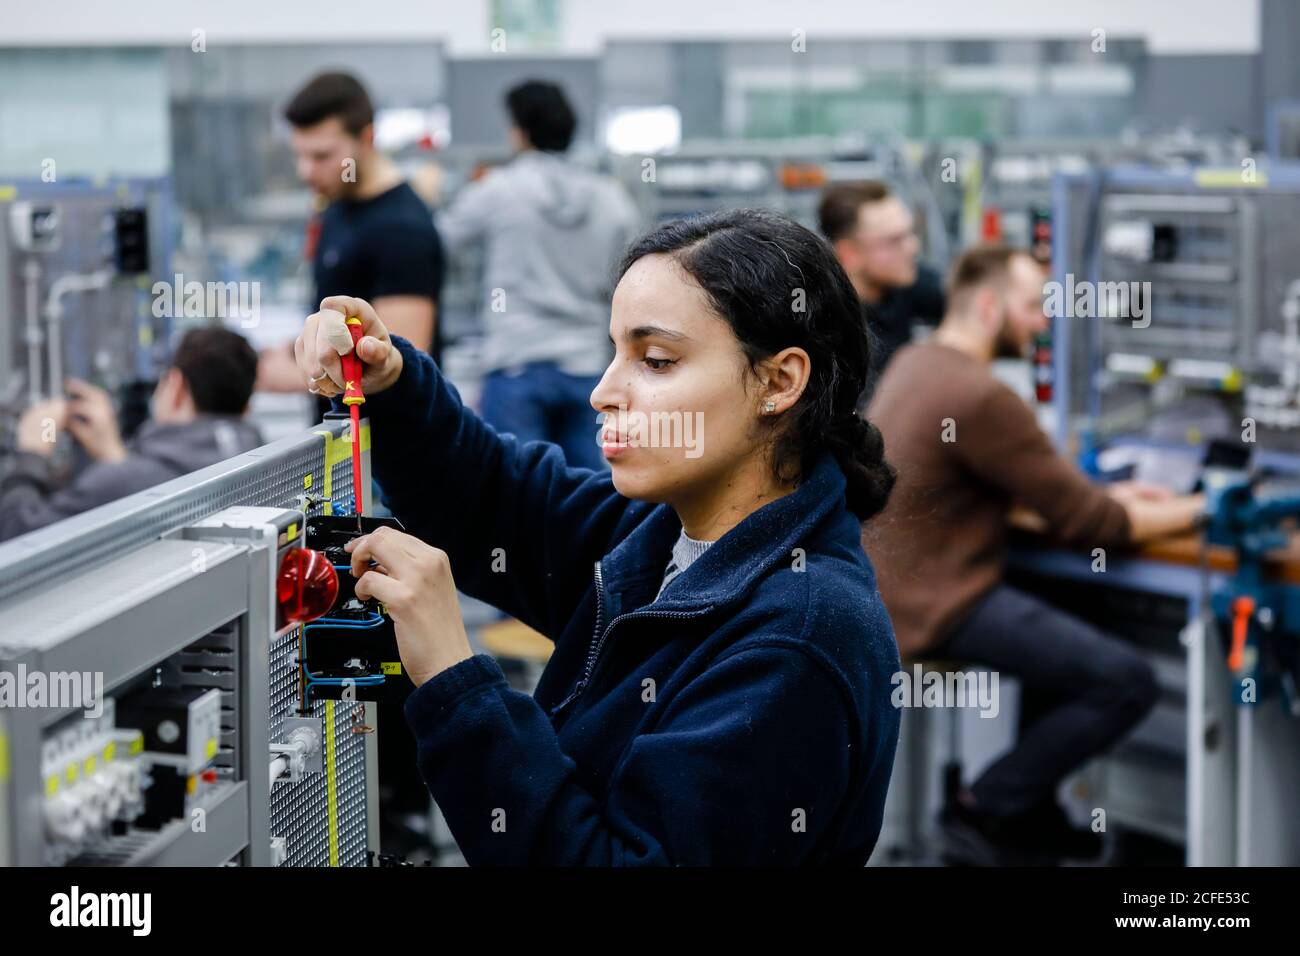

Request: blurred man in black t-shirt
left=258, top=72, right=444, bottom=399
left=818, top=181, right=945, bottom=398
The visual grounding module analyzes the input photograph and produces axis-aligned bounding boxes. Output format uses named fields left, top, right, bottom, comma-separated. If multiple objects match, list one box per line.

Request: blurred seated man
left=861, top=246, right=1204, bottom=866
left=0, top=328, right=263, bottom=541
left=818, top=180, right=945, bottom=395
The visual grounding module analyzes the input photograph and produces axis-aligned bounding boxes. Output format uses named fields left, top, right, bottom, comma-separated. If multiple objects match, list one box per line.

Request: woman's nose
left=589, top=362, right=624, bottom=414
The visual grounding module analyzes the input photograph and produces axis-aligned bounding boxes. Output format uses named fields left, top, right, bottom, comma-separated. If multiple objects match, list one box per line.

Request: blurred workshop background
left=1, top=1, right=1298, bottom=868
left=2, top=1, right=1290, bottom=440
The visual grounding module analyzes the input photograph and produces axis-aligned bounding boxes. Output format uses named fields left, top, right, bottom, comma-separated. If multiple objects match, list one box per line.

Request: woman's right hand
left=294, top=295, right=404, bottom=400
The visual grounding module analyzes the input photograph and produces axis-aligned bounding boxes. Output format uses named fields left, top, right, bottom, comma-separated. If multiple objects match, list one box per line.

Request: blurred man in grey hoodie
left=0, top=328, right=263, bottom=540
left=440, top=80, right=640, bottom=471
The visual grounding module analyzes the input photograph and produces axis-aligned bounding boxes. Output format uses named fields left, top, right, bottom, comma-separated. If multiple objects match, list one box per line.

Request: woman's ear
left=759, top=347, right=811, bottom=415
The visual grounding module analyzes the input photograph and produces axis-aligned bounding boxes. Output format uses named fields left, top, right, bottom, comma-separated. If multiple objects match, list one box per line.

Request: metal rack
left=1050, top=163, right=1300, bottom=459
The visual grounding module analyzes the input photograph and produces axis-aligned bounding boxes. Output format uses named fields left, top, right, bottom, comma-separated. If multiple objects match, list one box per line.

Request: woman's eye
left=644, top=356, right=677, bottom=371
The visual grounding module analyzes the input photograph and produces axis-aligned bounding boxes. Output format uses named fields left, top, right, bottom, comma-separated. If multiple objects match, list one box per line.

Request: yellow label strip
left=1194, top=168, right=1267, bottom=189
left=312, top=430, right=336, bottom=515
left=325, top=699, right=339, bottom=867
left=314, top=421, right=369, bottom=516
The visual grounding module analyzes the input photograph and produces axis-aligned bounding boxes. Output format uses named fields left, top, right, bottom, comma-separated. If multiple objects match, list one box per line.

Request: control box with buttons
left=115, top=686, right=222, bottom=829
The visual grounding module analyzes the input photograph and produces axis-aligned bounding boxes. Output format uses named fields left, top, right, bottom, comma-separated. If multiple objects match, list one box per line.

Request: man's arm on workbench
left=359, top=334, right=638, bottom=638
left=1108, top=483, right=1205, bottom=543
left=1011, top=483, right=1205, bottom=547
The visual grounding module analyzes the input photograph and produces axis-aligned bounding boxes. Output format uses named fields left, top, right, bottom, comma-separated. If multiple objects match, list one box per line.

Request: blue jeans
left=479, top=362, right=606, bottom=472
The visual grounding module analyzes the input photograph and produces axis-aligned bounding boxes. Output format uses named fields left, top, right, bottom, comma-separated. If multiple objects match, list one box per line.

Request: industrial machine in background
left=975, top=133, right=1251, bottom=253
left=1001, top=161, right=1300, bottom=865
left=1051, top=163, right=1300, bottom=464
left=0, top=178, right=173, bottom=453
left=0, top=418, right=379, bottom=866
left=610, top=136, right=954, bottom=267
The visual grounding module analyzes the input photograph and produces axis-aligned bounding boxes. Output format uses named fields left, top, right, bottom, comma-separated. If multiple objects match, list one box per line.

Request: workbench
left=1006, top=525, right=1300, bottom=865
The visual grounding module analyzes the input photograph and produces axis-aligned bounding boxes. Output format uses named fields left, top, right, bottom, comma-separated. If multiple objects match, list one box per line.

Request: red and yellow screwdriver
left=339, top=316, right=366, bottom=517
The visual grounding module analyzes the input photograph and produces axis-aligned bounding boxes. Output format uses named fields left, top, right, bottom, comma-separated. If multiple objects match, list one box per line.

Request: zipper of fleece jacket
left=549, top=560, right=710, bottom=719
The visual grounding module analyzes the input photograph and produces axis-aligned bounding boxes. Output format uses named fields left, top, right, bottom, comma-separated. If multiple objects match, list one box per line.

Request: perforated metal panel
left=268, top=633, right=369, bottom=867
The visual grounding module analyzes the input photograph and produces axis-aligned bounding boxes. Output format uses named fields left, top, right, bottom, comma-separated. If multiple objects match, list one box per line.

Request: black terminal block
left=115, top=685, right=222, bottom=829
left=302, top=514, right=412, bottom=703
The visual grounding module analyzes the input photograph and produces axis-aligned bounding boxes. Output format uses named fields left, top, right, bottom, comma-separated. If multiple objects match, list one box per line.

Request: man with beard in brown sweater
left=862, top=246, right=1204, bottom=865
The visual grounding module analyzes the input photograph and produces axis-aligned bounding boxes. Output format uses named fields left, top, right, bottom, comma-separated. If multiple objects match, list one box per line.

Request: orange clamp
left=1229, top=595, right=1254, bottom=672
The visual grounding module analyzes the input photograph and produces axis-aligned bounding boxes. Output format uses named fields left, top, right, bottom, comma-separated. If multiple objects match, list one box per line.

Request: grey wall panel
left=1142, top=54, right=1259, bottom=139
left=447, top=57, right=599, bottom=147
left=673, top=43, right=726, bottom=141
left=166, top=43, right=446, bottom=104
left=1261, top=0, right=1300, bottom=106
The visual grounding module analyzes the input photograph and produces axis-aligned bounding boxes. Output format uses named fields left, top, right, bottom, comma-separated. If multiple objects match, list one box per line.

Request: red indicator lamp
left=276, top=547, right=339, bottom=628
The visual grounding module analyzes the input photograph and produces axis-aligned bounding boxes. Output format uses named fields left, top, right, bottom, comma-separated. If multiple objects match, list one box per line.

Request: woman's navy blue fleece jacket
left=362, top=335, right=901, bottom=865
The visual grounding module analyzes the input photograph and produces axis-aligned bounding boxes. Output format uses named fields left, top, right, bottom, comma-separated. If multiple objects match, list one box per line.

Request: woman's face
left=589, top=254, right=768, bottom=506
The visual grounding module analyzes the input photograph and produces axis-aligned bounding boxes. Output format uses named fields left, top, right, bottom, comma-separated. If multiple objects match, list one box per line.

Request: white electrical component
left=269, top=717, right=322, bottom=789
left=8, top=200, right=60, bottom=252
left=1102, top=219, right=1156, bottom=262
left=39, top=699, right=147, bottom=865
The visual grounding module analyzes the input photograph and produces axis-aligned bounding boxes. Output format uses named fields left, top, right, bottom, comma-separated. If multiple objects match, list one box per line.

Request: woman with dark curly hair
left=295, top=208, right=900, bottom=865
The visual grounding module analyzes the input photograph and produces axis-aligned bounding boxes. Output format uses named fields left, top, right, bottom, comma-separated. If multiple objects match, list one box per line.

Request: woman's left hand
left=345, top=527, right=473, bottom=688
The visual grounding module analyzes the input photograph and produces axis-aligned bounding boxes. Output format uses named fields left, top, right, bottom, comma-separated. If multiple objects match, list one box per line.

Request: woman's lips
left=602, top=432, right=631, bottom=460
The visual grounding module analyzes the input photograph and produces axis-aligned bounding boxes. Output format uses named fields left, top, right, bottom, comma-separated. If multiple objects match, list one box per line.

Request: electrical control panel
left=0, top=421, right=378, bottom=866
left=0, top=179, right=169, bottom=455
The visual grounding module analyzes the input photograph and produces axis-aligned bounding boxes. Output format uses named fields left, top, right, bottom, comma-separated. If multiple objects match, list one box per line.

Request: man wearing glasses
left=818, top=181, right=946, bottom=397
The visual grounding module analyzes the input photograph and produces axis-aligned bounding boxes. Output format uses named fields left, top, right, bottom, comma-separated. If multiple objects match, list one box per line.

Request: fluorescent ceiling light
left=604, top=106, right=682, bottom=155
